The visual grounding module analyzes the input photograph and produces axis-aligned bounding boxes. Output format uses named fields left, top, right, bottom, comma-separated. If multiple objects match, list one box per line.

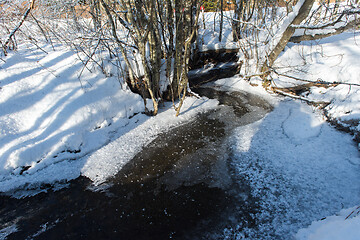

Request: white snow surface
left=198, top=11, right=239, bottom=51
left=274, top=31, right=360, bottom=147
left=0, top=8, right=359, bottom=238
left=0, top=44, right=218, bottom=193
left=296, top=206, right=360, bottom=240
left=225, top=95, right=360, bottom=239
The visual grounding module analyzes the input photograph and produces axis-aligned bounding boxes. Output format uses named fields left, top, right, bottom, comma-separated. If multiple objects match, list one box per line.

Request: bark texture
left=261, top=0, right=315, bottom=73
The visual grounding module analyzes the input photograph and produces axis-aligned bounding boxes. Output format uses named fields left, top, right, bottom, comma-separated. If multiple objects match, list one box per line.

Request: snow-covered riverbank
left=0, top=44, right=219, bottom=195
left=1, top=17, right=359, bottom=240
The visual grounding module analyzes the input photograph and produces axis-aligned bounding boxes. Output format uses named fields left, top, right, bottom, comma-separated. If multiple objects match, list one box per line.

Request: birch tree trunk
left=261, top=0, right=315, bottom=73
left=219, top=0, right=223, bottom=42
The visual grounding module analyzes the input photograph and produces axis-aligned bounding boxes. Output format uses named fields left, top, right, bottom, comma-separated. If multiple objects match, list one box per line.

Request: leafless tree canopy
left=1, top=0, right=359, bottom=114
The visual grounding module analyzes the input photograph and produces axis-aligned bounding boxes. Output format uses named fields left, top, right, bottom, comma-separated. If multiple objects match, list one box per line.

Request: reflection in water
left=0, top=87, right=272, bottom=239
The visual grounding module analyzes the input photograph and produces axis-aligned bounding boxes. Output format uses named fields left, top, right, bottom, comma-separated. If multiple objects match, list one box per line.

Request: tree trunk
left=3, top=0, right=36, bottom=53
left=232, top=0, right=243, bottom=41
left=219, top=0, right=223, bottom=42
left=261, top=0, right=315, bottom=73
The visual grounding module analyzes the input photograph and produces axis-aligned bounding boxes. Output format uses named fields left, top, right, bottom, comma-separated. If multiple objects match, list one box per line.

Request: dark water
left=0, top=86, right=272, bottom=239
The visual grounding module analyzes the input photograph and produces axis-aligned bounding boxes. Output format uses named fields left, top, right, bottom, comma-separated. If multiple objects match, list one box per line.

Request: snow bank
left=81, top=97, right=218, bottom=185
left=275, top=31, right=360, bottom=146
left=0, top=44, right=218, bottom=195
left=296, top=206, right=360, bottom=240
left=227, top=99, right=360, bottom=239
left=0, top=44, right=143, bottom=193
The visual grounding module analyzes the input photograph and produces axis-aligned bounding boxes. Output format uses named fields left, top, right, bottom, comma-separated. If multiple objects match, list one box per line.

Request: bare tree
left=261, top=0, right=316, bottom=74
left=2, top=0, right=36, bottom=54
left=97, top=0, right=201, bottom=115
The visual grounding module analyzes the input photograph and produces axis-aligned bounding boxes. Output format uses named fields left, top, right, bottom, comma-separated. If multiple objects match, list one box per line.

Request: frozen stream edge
left=226, top=99, right=360, bottom=239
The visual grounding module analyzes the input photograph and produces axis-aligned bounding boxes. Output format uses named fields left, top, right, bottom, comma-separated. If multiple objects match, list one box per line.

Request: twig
left=272, top=88, right=330, bottom=107
left=292, top=9, right=360, bottom=30
left=0, top=39, right=7, bottom=56
left=345, top=206, right=360, bottom=220
left=18, top=29, right=48, bottom=54
left=36, top=60, right=58, bottom=78
left=3, top=0, right=36, bottom=50
left=30, top=13, right=49, bottom=42
left=78, top=37, right=102, bottom=79
left=74, top=44, right=105, bottom=75
left=223, top=15, right=263, bottom=30
left=272, top=68, right=360, bottom=87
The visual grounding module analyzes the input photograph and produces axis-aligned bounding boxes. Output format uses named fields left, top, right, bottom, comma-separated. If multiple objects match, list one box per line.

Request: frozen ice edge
left=228, top=99, right=360, bottom=239
left=82, top=97, right=219, bottom=185
left=0, top=97, right=218, bottom=196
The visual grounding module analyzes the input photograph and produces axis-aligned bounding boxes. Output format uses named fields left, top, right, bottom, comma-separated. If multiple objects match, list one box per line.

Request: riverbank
left=1, top=30, right=359, bottom=240
left=271, top=31, right=360, bottom=149
left=209, top=78, right=360, bottom=239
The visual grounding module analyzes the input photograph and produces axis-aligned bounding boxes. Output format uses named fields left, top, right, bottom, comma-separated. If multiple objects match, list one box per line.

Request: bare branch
left=292, top=9, right=360, bottom=30
left=3, top=0, right=36, bottom=51
left=290, top=19, right=359, bottom=42
left=272, top=68, right=360, bottom=87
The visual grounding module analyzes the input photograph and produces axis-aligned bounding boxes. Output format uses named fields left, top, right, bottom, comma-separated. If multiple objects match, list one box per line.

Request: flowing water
left=0, top=86, right=272, bottom=239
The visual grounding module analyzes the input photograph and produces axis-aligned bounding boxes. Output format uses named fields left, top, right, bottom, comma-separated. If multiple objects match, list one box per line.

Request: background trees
left=78, top=0, right=201, bottom=115
left=1, top=0, right=359, bottom=114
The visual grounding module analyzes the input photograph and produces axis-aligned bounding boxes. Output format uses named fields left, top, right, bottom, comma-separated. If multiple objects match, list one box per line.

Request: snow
left=211, top=6, right=360, bottom=238
left=296, top=206, right=360, bottom=240
left=0, top=5, right=359, bottom=239
left=274, top=31, right=360, bottom=147
left=0, top=43, right=218, bottom=194
left=198, top=11, right=238, bottom=51
left=224, top=96, right=360, bottom=239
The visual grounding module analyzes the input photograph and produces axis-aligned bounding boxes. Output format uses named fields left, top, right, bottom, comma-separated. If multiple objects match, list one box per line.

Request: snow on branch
left=3, top=0, right=36, bottom=54
left=291, top=8, right=360, bottom=30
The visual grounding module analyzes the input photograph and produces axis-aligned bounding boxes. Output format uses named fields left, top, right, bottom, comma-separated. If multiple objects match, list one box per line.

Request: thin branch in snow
left=272, top=68, right=360, bottom=87
left=223, top=15, right=264, bottom=30
left=292, top=9, right=360, bottom=30
left=3, top=0, right=36, bottom=51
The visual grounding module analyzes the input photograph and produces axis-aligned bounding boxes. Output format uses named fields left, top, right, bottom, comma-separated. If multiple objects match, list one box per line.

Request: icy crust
left=296, top=206, right=360, bottom=240
left=228, top=100, right=360, bottom=239
left=0, top=224, right=18, bottom=240
left=81, top=97, right=219, bottom=186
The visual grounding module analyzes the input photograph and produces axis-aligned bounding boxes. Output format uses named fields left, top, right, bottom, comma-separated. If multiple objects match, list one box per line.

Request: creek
left=0, top=85, right=273, bottom=239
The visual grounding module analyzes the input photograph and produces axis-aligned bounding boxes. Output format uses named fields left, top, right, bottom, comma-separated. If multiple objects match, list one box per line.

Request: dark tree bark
left=219, top=0, right=223, bottom=42
left=3, top=0, right=36, bottom=53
